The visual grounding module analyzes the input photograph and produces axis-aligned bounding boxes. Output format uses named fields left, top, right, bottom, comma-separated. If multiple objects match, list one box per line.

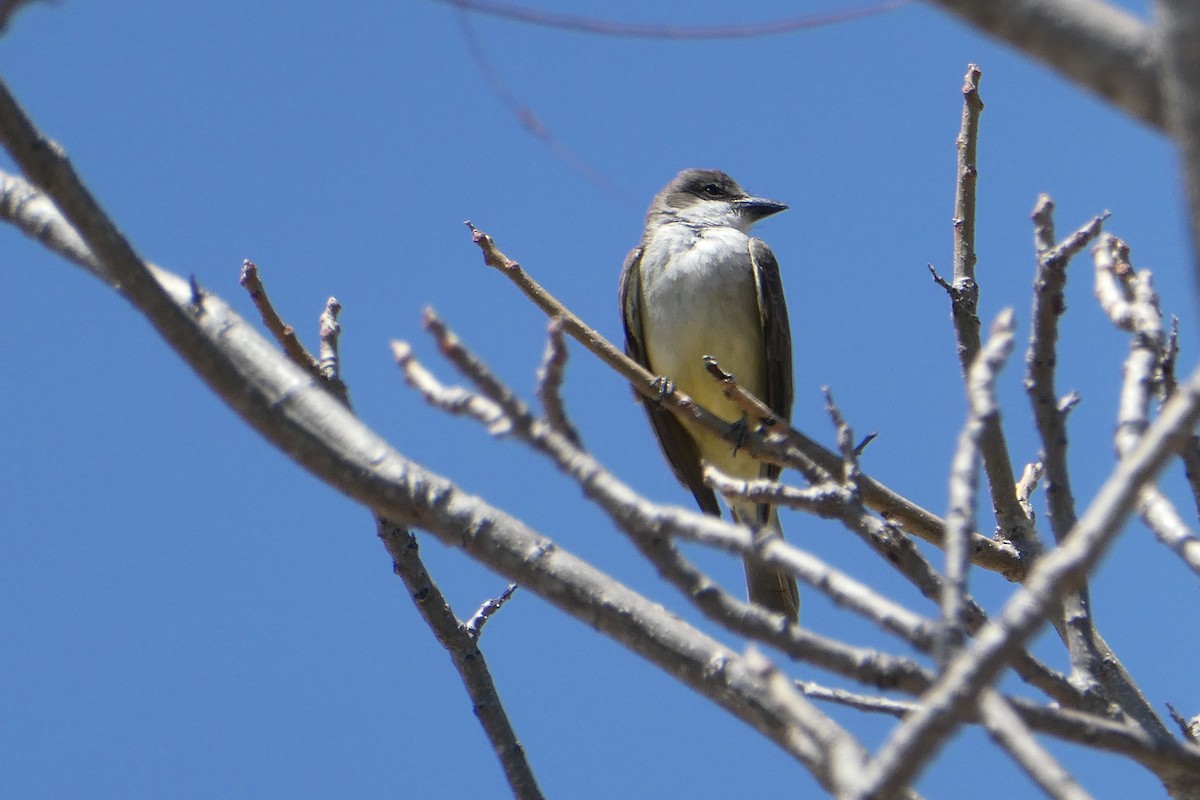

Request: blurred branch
left=0, top=0, right=41, bottom=34
left=439, top=0, right=908, bottom=39
left=1097, top=237, right=1200, bottom=573
left=1158, top=0, right=1200, bottom=307
left=941, top=310, right=1016, bottom=662
left=924, top=0, right=1162, bottom=130
left=976, top=692, right=1093, bottom=800
left=454, top=10, right=622, bottom=197
left=1025, top=196, right=1112, bottom=699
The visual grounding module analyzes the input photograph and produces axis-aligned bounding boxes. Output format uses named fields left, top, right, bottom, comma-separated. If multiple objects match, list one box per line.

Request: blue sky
left=3, top=1, right=1194, bottom=797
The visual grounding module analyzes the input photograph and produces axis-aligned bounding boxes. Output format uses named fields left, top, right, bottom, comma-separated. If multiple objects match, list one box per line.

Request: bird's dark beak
left=735, top=196, right=788, bottom=221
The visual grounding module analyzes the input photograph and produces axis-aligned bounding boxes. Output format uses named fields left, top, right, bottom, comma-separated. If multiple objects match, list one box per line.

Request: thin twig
left=238, top=260, right=321, bottom=376
left=1016, top=461, right=1044, bottom=524
left=797, top=681, right=914, bottom=717
left=317, top=296, right=350, bottom=406
left=453, top=11, right=623, bottom=198
left=822, top=387, right=861, bottom=488
left=1167, top=703, right=1200, bottom=744
left=1161, top=317, right=1200, bottom=519
left=465, top=583, right=519, bottom=637
left=536, top=318, right=582, bottom=446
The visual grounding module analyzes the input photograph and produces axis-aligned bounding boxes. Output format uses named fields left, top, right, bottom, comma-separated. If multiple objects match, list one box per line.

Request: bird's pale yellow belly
left=641, top=229, right=767, bottom=482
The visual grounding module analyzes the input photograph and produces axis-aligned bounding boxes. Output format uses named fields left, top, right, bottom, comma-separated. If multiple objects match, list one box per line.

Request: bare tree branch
left=239, top=259, right=323, bottom=377
left=535, top=318, right=582, bottom=446
left=934, top=64, right=1035, bottom=552
left=1025, top=196, right=1110, bottom=699
left=378, top=522, right=544, bottom=800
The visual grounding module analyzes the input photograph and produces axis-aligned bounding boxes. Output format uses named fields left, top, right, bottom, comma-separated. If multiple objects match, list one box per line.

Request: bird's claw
left=730, top=414, right=751, bottom=455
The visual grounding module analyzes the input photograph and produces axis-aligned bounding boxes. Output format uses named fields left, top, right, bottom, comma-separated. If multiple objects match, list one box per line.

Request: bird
left=619, top=168, right=800, bottom=622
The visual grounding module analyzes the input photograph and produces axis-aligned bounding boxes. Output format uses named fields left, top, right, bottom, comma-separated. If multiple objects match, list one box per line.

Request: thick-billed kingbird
left=619, top=168, right=800, bottom=622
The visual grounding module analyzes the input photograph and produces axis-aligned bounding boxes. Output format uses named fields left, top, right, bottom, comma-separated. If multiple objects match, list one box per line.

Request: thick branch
left=1159, top=0, right=1200, bottom=308
left=925, top=0, right=1162, bottom=130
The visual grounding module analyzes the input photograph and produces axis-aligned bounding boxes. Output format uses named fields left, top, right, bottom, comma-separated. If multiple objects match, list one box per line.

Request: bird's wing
left=750, top=237, right=794, bottom=483
left=620, top=245, right=722, bottom=516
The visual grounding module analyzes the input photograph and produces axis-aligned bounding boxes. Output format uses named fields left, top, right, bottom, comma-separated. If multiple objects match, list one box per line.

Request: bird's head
left=649, top=168, right=787, bottom=233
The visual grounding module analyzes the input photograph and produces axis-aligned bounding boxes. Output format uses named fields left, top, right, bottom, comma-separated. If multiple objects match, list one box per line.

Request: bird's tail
left=736, top=504, right=800, bottom=624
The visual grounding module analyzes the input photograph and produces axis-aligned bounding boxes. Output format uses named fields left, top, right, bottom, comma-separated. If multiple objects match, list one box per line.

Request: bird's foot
left=730, top=414, right=750, bottom=455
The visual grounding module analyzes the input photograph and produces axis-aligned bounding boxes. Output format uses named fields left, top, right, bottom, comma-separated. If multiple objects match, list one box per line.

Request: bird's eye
left=702, top=183, right=723, bottom=197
